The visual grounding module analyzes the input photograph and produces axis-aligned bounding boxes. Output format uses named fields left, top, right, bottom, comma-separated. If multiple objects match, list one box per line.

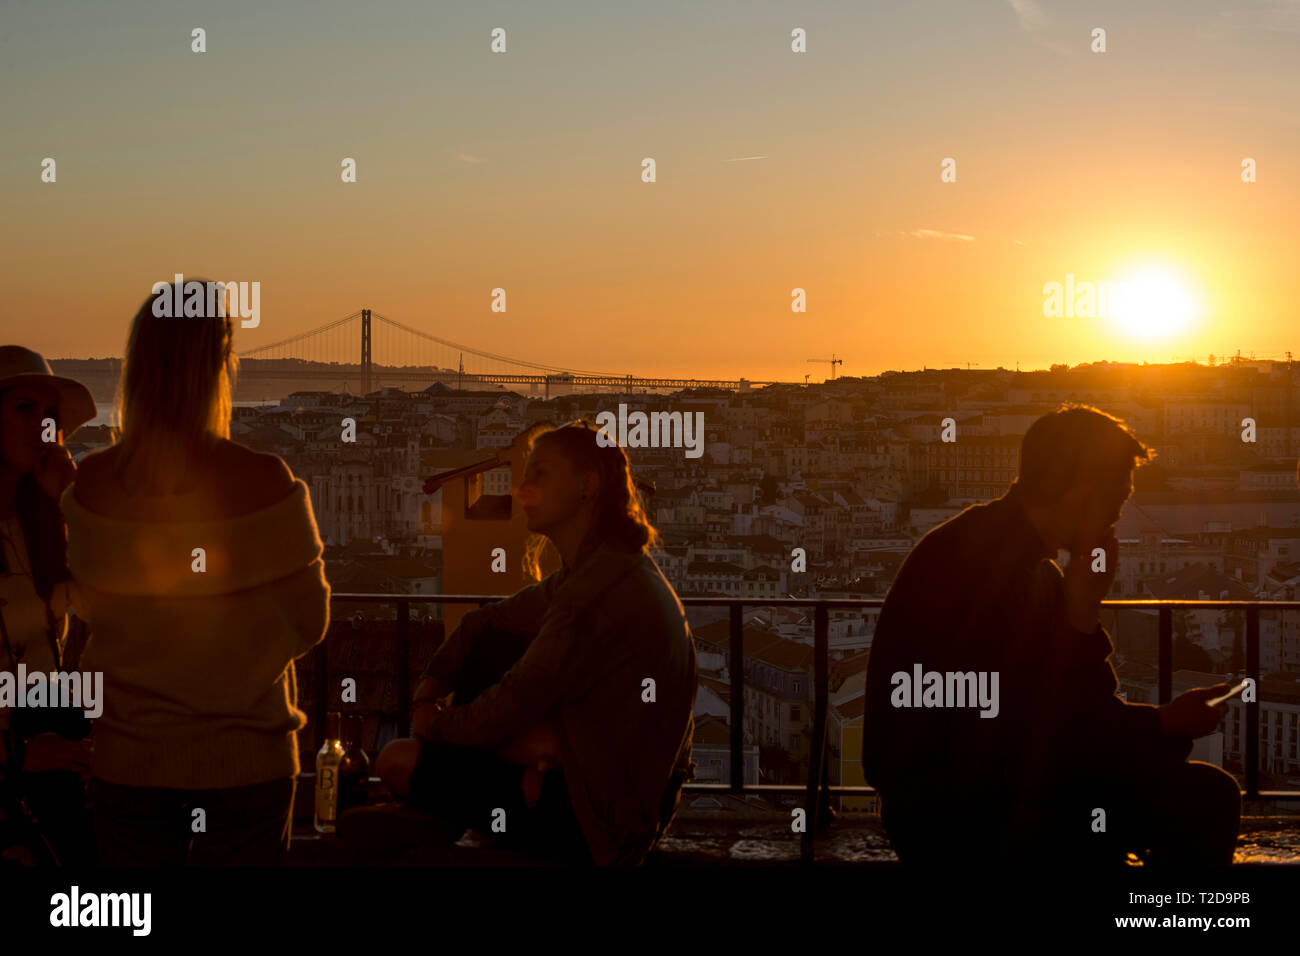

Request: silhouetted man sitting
left=863, top=404, right=1241, bottom=868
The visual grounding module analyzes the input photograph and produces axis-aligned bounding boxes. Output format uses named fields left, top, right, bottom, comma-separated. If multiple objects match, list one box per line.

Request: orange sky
left=5, top=1, right=1298, bottom=382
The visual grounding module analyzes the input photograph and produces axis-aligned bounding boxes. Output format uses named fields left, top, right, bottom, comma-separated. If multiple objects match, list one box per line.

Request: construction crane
left=807, top=355, right=843, bottom=380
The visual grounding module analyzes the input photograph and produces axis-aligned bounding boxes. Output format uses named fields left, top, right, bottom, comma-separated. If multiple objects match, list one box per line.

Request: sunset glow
left=1108, top=266, right=1204, bottom=342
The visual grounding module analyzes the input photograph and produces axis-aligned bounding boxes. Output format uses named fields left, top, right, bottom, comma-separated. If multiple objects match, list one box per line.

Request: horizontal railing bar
left=331, top=593, right=1300, bottom=611
left=676, top=783, right=1300, bottom=799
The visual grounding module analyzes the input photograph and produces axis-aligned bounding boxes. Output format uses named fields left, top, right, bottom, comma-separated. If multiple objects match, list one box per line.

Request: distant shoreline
left=49, top=357, right=469, bottom=404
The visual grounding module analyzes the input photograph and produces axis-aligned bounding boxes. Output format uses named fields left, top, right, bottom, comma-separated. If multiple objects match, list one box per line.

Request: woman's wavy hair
left=113, top=279, right=237, bottom=491
left=519, top=419, right=659, bottom=580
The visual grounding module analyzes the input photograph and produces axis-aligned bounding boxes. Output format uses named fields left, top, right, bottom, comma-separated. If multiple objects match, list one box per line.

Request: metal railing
left=316, top=595, right=1300, bottom=863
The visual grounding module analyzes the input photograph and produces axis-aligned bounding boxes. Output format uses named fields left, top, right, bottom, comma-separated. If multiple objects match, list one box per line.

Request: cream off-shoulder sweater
left=59, top=479, right=330, bottom=789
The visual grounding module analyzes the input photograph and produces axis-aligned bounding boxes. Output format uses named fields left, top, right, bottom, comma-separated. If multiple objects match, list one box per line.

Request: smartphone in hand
left=1206, top=680, right=1249, bottom=708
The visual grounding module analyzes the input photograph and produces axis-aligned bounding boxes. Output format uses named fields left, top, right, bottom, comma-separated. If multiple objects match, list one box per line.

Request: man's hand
left=1158, top=685, right=1233, bottom=738
left=1064, top=529, right=1118, bottom=633
left=411, top=676, right=450, bottom=739
left=33, top=444, right=76, bottom=502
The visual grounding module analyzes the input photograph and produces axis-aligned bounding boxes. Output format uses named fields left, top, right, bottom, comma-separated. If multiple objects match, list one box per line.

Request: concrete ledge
left=289, top=808, right=1300, bottom=866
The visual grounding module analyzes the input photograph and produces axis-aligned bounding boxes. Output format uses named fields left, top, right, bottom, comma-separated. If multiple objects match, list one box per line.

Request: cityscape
left=7, top=0, right=1300, bottom=935
left=50, top=352, right=1300, bottom=824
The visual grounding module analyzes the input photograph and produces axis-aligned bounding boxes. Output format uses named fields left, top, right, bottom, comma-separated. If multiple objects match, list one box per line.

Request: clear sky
left=4, top=0, right=1298, bottom=381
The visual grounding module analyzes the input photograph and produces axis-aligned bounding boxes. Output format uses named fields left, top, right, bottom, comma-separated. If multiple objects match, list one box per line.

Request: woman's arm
left=418, top=572, right=561, bottom=688
left=418, top=601, right=587, bottom=750
left=281, top=559, right=331, bottom=660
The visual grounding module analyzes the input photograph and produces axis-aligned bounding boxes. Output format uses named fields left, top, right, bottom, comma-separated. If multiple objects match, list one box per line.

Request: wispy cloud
left=725, top=155, right=768, bottom=162
left=454, top=153, right=488, bottom=165
left=1198, top=3, right=1300, bottom=39
left=907, top=229, right=975, bottom=242
left=1263, top=0, right=1300, bottom=32
left=1005, top=0, right=1071, bottom=54
left=1006, top=0, right=1048, bottom=32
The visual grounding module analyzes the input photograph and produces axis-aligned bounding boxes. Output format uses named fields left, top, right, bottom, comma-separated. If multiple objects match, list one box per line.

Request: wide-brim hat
left=0, top=345, right=98, bottom=436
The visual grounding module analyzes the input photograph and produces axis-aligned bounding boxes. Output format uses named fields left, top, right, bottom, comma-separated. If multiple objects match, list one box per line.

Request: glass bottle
left=314, top=711, right=344, bottom=833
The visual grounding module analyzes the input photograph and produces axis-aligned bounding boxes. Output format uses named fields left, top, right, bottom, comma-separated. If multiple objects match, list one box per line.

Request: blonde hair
left=113, top=280, right=238, bottom=492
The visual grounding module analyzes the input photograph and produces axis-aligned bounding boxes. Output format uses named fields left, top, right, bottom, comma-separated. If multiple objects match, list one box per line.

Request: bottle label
left=316, top=766, right=338, bottom=822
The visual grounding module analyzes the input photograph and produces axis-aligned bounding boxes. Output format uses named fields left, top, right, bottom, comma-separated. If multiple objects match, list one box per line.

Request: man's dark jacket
left=861, top=482, right=1192, bottom=859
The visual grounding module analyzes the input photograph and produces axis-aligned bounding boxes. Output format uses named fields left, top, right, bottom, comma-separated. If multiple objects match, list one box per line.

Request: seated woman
left=59, top=281, right=330, bottom=866
left=367, top=420, right=697, bottom=866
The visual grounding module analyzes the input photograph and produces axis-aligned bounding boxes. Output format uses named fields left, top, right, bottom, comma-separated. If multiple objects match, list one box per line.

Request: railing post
left=397, top=599, right=411, bottom=734
left=1246, top=607, right=1259, bottom=799
left=1158, top=606, right=1172, bottom=704
left=729, top=604, right=744, bottom=792
left=801, top=604, right=829, bottom=864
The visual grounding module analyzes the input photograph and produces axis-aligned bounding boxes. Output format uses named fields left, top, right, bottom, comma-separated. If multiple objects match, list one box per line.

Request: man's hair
left=1014, top=403, right=1155, bottom=505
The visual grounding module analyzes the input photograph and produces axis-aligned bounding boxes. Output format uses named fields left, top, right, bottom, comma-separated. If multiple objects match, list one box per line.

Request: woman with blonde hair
left=60, top=280, right=330, bottom=865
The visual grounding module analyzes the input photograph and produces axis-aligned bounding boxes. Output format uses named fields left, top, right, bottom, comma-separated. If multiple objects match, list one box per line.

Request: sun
left=1108, top=265, right=1203, bottom=340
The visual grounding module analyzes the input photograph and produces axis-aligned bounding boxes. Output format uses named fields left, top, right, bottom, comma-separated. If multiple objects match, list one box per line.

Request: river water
left=86, top=400, right=280, bottom=428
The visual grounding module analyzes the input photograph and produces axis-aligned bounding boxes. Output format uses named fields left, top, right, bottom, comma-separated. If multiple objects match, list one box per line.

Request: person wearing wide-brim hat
left=0, top=346, right=97, bottom=427
left=0, top=345, right=96, bottom=509
left=0, top=344, right=97, bottom=865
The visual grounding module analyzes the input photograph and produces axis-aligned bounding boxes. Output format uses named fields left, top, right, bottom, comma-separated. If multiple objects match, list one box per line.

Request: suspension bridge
left=234, top=310, right=786, bottom=399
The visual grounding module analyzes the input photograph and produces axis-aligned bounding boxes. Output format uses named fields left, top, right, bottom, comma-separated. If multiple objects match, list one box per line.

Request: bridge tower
left=360, top=308, right=372, bottom=395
